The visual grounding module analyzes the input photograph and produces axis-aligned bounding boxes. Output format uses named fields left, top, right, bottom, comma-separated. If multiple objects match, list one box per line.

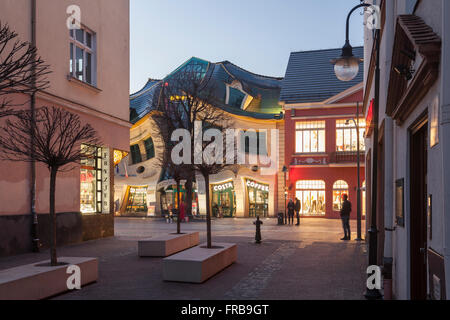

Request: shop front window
left=126, top=186, right=148, bottom=213
left=211, top=181, right=236, bottom=218
left=246, top=179, right=269, bottom=217
left=333, top=180, right=349, bottom=211
left=295, top=180, right=326, bottom=216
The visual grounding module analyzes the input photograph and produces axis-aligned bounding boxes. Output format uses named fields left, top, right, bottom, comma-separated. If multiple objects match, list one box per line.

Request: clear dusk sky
left=130, top=0, right=365, bottom=94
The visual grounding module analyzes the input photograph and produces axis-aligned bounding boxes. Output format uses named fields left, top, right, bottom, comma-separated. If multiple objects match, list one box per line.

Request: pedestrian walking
left=179, top=200, right=186, bottom=222
left=295, top=197, right=301, bottom=226
left=287, top=199, right=295, bottom=225
left=340, top=194, right=352, bottom=240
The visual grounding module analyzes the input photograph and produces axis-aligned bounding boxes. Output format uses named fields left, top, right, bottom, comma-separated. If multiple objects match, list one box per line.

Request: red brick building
left=280, top=48, right=365, bottom=219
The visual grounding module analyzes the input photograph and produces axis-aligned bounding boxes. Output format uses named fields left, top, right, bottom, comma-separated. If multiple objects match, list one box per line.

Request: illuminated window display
left=126, top=186, right=148, bottom=213
left=80, top=145, right=110, bottom=214
left=211, top=181, right=236, bottom=218
left=295, top=180, right=326, bottom=216
left=246, top=179, right=269, bottom=217
left=333, top=180, right=349, bottom=211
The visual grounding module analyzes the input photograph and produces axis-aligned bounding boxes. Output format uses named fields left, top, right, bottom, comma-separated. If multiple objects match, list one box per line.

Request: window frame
left=335, top=119, right=366, bottom=152
left=69, top=27, right=97, bottom=86
left=295, top=121, right=326, bottom=154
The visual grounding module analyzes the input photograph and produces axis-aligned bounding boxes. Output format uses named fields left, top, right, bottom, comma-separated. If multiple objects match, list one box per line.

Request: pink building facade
left=0, top=0, right=130, bottom=256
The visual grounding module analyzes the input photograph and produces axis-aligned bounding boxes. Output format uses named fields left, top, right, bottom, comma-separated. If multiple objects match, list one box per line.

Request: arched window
left=333, top=180, right=349, bottom=211
left=295, top=180, right=326, bottom=216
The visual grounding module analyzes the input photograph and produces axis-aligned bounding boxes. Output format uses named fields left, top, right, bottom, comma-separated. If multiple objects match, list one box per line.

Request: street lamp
left=282, top=165, right=288, bottom=225
left=333, top=2, right=382, bottom=300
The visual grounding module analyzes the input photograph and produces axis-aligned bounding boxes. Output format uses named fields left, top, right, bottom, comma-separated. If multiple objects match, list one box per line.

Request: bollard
left=253, top=216, right=263, bottom=244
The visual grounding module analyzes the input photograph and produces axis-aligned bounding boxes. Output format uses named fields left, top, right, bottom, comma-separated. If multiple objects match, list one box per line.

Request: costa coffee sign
left=246, top=179, right=269, bottom=192
left=213, top=181, right=234, bottom=192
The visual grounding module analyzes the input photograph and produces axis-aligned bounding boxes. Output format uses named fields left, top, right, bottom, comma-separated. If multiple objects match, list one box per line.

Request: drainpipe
left=382, top=0, right=395, bottom=300
left=30, top=0, right=40, bottom=252
left=441, top=0, right=450, bottom=300
left=383, top=116, right=394, bottom=299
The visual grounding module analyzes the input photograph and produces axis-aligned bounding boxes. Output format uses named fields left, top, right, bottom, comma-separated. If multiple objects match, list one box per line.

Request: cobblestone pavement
left=0, top=218, right=367, bottom=300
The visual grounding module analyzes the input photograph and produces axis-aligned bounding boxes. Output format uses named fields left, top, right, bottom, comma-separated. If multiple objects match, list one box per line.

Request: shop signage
left=246, top=179, right=269, bottom=192
left=102, top=148, right=111, bottom=214
left=213, top=182, right=234, bottom=192
left=365, top=99, right=374, bottom=137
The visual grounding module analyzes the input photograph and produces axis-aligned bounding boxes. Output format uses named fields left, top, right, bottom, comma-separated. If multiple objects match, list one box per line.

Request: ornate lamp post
left=332, top=2, right=382, bottom=300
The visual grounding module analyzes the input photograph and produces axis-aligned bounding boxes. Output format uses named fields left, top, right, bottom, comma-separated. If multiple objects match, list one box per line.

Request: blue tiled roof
left=130, top=79, right=161, bottom=124
left=280, top=47, right=364, bottom=104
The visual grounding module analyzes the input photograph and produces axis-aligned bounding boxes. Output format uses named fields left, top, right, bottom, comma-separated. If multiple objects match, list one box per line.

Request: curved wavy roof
left=129, top=57, right=284, bottom=124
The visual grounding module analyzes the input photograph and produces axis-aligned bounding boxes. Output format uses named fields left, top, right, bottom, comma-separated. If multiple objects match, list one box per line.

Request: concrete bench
left=163, top=243, right=237, bottom=283
left=138, top=232, right=199, bottom=257
left=0, top=257, right=98, bottom=300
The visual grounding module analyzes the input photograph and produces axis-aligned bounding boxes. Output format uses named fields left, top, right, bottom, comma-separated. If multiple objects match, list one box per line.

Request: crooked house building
left=114, top=57, right=285, bottom=218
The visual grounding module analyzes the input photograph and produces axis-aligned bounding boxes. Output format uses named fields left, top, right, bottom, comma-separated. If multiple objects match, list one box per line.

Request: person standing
left=179, top=200, right=186, bottom=222
left=340, top=194, right=352, bottom=240
left=287, top=199, right=295, bottom=225
left=295, top=198, right=301, bottom=226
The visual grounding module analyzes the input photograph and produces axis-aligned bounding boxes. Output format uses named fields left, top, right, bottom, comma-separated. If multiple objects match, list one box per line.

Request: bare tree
left=153, top=70, right=237, bottom=248
left=0, top=107, right=101, bottom=266
left=0, top=22, right=50, bottom=118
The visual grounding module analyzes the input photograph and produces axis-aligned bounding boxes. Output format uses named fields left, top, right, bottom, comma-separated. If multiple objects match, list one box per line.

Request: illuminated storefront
left=80, top=145, right=110, bottom=214
left=126, top=186, right=148, bottom=213
left=211, top=181, right=236, bottom=218
left=295, top=180, right=326, bottom=216
left=332, top=180, right=349, bottom=211
left=246, top=179, right=269, bottom=217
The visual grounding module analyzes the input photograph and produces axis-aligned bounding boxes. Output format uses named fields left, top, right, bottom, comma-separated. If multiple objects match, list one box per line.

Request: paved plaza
left=0, top=218, right=368, bottom=300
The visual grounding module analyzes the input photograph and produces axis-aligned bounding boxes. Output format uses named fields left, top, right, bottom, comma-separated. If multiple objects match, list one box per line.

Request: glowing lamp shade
left=333, top=56, right=360, bottom=82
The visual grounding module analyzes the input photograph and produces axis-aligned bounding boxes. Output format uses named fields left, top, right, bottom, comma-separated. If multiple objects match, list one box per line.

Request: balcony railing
left=330, top=151, right=365, bottom=164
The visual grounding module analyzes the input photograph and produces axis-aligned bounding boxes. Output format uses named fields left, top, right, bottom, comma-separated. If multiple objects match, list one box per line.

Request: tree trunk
left=204, top=173, right=212, bottom=248
left=176, top=180, right=181, bottom=234
left=49, top=166, right=58, bottom=266
left=185, top=174, right=193, bottom=217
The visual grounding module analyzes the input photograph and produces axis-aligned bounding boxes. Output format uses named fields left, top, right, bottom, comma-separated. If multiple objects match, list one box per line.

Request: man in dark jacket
left=340, top=194, right=352, bottom=240
left=295, top=198, right=301, bottom=226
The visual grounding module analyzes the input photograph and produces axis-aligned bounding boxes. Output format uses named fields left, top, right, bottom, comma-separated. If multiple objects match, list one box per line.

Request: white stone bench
left=138, top=232, right=199, bottom=257
left=163, top=243, right=237, bottom=283
left=0, top=257, right=98, bottom=300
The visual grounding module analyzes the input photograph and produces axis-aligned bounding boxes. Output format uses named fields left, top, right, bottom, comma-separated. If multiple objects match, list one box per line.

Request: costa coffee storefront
left=208, top=174, right=274, bottom=218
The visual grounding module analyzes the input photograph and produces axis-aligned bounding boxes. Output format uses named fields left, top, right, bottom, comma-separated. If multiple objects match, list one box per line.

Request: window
left=228, top=87, right=246, bottom=109
left=295, top=180, right=326, bottom=216
left=144, top=138, right=155, bottom=160
left=241, top=131, right=267, bottom=155
left=333, top=180, right=349, bottom=211
left=336, top=119, right=366, bottom=152
left=362, top=181, right=366, bottom=217
left=295, top=121, right=325, bottom=153
left=70, top=28, right=96, bottom=85
left=130, top=144, right=142, bottom=164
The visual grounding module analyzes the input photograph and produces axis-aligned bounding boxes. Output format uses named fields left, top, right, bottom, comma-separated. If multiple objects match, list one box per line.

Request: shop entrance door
left=249, top=189, right=269, bottom=217
left=410, top=119, right=428, bottom=300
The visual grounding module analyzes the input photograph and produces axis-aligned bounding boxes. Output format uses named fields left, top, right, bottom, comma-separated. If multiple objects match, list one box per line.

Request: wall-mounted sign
left=365, top=99, right=374, bottom=137
left=102, top=147, right=111, bottom=214
left=246, top=179, right=269, bottom=192
left=213, top=181, right=234, bottom=192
